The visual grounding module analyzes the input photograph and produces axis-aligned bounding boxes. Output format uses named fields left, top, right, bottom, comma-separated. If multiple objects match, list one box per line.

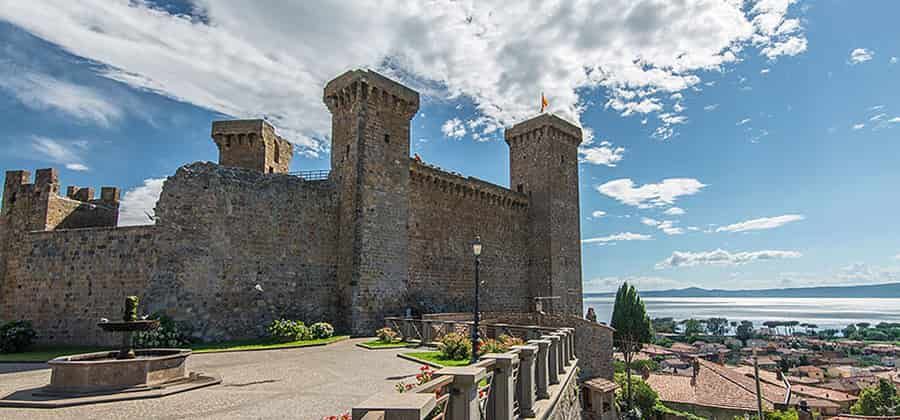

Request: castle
left=0, top=70, right=584, bottom=344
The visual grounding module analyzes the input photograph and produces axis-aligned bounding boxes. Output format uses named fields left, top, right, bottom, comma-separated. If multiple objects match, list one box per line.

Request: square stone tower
left=211, top=119, right=293, bottom=174
left=324, top=70, right=419, bottom=334
left=506, top=113, right=584, bottom=316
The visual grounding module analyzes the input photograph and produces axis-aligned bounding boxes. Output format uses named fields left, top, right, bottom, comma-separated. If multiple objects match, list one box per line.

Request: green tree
left=652, top=317, right=676, bottom=333
left=614, top=373, right=658, bottom=418
left=851, top=378, right=900, bottom=416
left=683, top=319, right=703, bottom=338
left=735, top=410, right=799, bottom=420
left=843, top=324, right=858, bottom=339
left=736, top=320, right=754, bottom=346
left=611, top=283, right=654, bottom=413
left=706, top=317, right=728, bottom=336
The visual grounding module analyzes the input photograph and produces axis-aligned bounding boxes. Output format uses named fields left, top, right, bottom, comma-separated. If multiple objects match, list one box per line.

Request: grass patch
left=0, top=336, right=349, bottom=362
left=0, top=346, right=107, bottom=363
left=359, top=339, right=412, bottom=349
left=191, top=335, right=349, bottom=353
left=404, top=351, right=471, bottom=367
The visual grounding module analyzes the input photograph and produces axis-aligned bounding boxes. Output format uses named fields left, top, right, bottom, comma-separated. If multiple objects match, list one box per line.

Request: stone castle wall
left=0, top=69, right=585, bottom=345
left=147, top=162, right=340, bottom=340
left=407, top=161, right=532, bottom=314
left=0, top=226, right=157, bottom=345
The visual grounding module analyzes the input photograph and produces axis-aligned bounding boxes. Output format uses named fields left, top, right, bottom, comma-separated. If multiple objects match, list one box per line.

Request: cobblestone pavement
left=0, top=338, right=422, bottom=420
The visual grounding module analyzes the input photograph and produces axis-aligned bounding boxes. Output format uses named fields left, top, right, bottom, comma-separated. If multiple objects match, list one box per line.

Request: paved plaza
left=0, top=338, right=420, bottom=420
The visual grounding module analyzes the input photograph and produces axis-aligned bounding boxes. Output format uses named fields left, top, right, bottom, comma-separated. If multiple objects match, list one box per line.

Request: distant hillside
left=584, top=282, right=900, bottom=298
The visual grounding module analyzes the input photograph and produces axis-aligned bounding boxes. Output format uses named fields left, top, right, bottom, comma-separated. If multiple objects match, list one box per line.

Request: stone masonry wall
left=407, top=161, right=532, bottom=314
left=148, top=162, right=339, bottom=340
left=0, top=226, right=157, bottom=345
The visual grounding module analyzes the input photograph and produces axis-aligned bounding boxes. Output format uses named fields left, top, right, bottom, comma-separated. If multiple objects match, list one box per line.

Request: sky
left=1, top=0, right=899, bottom=293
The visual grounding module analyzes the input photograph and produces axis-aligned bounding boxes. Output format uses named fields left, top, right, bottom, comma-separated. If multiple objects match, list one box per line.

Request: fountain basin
left=97, top=320, right=160, bottom=332
left=47, top=349, right=190, bottom=395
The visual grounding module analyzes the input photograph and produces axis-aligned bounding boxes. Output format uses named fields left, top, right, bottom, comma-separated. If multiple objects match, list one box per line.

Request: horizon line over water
left=582, top=296, right=900, bottom=329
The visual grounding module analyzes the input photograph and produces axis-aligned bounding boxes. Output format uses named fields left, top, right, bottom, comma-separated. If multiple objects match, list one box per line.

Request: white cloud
left=583, top=275, right=688, bottom=293
left=849, top=48, right=874, bottom=64
left=582, top=232, right=652, bottom=244
left=65, top=163, right=89, bottom=171
left=579, top=140, right=625, bottom=167
left=891, top=57, right=898, bottom=65
left=118, top=178, right=165, bottom=227
left=0, top=1, right=808, bottom=153
left=894, top=254, right=900, bottom=261
left=440, top=118, right=466, bottom=139
left=837, top=262, right=900, bottom=284
left=703, top=104, right=719, bottom=112
left=870, top=113, right=887, bottom=122
left=737, top=118, right=751, bottom=126
left=596, top=178, right=706, bottom=208
left=760, top=68, right=770, bottom=74
left=852, top=123, right=865, bottom=130
left=715, top=214, right=805, bottom=233
left=663, top=207, right=686, bottom=216
left=591, top=210, right=607, bottom=218
left=0, top=71, right=122, bottom=126
left=30, top=136, right=90, bottom=171
left=656, top=249, right=802, bottom=269
left=888, top=117, right=900, bottom=124
left=642, top=217, right=685, bottom=235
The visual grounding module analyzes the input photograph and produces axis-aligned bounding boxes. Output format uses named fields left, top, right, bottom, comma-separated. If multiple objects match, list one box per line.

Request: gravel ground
left=0, top=338, right=421, bottom=420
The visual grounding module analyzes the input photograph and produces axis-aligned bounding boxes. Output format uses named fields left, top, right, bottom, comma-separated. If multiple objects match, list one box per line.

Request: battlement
left=323, top=69, right=419, bottom=117
left=505, top=113, right=583, bottom=147
left=410, top=159, right=529, bottom=211
left=2, top=169, right=120, bottom=230
left=211, top=119, right=293, bottom=174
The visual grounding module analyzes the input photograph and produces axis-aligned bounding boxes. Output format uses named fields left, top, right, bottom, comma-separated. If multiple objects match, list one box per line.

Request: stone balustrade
left=353, top=318, right=579, bottom=420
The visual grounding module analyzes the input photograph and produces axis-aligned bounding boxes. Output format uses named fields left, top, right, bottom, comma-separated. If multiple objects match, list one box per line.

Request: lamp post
left=471, top=236, right=483, bottom=364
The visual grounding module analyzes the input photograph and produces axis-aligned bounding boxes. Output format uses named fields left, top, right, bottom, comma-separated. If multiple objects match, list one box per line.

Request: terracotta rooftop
left=648, top=359, right=841, bottom=413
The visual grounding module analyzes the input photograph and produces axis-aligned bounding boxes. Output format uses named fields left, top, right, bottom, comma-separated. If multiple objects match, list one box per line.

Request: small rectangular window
left=384, top=133, right=390, bottom=143
left=516, top=184, right=523, bottom=193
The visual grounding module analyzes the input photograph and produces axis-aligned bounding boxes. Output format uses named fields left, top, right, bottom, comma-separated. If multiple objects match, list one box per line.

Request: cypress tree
left=610, top=282, right=653, bottom=414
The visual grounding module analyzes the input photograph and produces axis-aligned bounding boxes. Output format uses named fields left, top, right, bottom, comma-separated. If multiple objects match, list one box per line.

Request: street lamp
left=471, top=236, right=483, bottom=364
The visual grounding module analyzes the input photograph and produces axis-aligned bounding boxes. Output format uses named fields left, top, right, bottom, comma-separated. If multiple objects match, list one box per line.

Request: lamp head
left=472, top=236, right=482, bottom=257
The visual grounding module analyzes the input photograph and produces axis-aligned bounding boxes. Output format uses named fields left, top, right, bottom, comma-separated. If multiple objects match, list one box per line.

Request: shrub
left=267, top=319, right=311, bottom=342
left=438, top=332, right=471, bottom=360
left=0, top=320, right=37, bottom=353
left=499, top=334, right=525, bottom=348
left=614, top=372, right=659, bottom=416
left=479, top=338, right=506, bottom=355
left=134, top=312, right=192, bottom=349
left=310, top=322, right=335, bottom=339
left=376, top=327, right=399, bottom=343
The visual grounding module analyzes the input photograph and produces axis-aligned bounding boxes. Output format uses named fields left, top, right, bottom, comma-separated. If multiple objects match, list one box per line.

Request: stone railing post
left=530, top=338, right=553, bottom=393
left=557, top=331, right=571, bottom=367
left=421, top=320, right=433, bottom=345
left=352, top=392, right=436, bottom=420
left=564, top=327, right=576, bottom=360
left=438, top=367, right=486, bottom=420
left=544, top=334, right=561, bottom=384
left=482, top=353, right=518, bottom=420
left=511, top=344, right=538, bottom=417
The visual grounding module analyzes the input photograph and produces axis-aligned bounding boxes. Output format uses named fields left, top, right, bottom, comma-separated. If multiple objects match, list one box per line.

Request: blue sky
left=1, top=1, right=899, bottom=292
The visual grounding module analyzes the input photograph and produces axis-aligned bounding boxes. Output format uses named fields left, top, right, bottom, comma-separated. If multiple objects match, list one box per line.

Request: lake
left=582, top=297, right=900, bottom=329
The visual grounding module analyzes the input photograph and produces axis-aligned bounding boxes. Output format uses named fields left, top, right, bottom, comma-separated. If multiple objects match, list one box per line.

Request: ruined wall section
left=407, top=161, right=531, bottom=314
left=148, top=162, right=339, bottom=341
left=0, top=226, right=157, bottom=345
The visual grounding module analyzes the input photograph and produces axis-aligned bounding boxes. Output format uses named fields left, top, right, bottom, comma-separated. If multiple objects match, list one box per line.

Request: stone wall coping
left=26, top=224, right=158, bottom=236
left=511, top=344, right=539, bottom=355
left=436, top=366, right=486, bottom=385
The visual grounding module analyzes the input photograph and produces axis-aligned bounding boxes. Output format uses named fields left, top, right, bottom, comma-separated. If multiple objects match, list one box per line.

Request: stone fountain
left=0, top=296, right=220, bottom=408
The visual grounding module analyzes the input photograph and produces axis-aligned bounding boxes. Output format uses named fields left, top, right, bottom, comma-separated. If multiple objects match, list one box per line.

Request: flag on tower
left=540, top=92, right=549, bottom=113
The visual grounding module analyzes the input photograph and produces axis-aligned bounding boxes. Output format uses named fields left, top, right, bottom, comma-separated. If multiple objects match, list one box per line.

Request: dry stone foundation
left=0, top=69, right=585, bottom=344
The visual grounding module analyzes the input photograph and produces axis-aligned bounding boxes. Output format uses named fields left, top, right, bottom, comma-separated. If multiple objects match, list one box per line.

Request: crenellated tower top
left=211, top=119, right=293, bottom=174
